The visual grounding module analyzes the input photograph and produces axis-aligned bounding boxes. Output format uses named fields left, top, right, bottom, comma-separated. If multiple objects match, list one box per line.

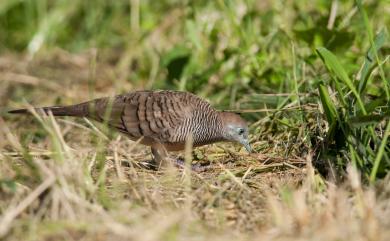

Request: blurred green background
left=1, top=0, right=387, bottom=101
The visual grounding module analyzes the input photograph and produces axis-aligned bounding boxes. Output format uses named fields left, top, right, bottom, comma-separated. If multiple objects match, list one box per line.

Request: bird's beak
left=242, top=140, right=252, bottom=153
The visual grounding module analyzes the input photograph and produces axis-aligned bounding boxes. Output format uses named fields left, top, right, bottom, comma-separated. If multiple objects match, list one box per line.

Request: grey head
left=219, top=111, right=251, bottom=152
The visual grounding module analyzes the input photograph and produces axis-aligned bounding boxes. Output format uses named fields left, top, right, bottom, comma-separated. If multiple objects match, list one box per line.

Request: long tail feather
left=8, top=102, right=90, bottom=117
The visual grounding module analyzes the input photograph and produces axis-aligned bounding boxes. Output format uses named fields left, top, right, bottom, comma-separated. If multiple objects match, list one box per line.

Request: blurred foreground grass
left=0, top=0, right=390, bottom=240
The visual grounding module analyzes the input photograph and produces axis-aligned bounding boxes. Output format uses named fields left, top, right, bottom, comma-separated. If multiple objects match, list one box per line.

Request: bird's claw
left=138, top=158, right=209, bottom=172
left=173, top=158, right=209, bottom=172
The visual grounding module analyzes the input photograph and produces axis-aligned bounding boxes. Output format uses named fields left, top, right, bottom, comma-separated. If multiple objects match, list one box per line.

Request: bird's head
left=220, top=111, right=251, bottom=152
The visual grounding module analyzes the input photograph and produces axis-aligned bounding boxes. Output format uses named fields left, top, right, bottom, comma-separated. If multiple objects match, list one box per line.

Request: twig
left=327, top=0, right=338, bottom=30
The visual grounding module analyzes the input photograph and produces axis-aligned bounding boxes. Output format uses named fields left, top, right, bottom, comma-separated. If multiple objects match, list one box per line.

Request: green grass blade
left=316, top=47, right=367, bottom=114
left=370, top=120, right=390, bottom=182
left=348, top=113, right=390, bottom=127
left=364, top=94, right=388, bottom=114
left=358, top=29, right=388, bottom=94
left=318, top=84, right=337, bottom=125
left=356, top=0, right=389, bottom=100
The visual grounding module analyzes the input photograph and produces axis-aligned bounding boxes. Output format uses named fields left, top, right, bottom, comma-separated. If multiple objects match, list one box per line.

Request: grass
left=0, top=0, right=390, bottom=240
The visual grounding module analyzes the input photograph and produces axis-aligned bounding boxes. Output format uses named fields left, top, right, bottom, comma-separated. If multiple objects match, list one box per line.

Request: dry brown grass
left=1, top=53, right=390, bottom=241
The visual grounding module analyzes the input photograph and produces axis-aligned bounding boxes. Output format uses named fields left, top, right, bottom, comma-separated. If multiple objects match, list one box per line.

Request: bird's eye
left=238, top=128, right=244, bottom=135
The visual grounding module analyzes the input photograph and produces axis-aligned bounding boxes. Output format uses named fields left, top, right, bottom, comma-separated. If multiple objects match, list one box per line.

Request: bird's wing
left=92, top=91, right=194, bottom=143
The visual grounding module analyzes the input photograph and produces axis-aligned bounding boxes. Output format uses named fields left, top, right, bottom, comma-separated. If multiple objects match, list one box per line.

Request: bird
left=9, top=90, right=251, bottom=169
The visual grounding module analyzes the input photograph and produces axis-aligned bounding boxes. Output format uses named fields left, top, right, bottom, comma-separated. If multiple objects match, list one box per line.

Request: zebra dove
left=9, top=90, right=251, bottom=168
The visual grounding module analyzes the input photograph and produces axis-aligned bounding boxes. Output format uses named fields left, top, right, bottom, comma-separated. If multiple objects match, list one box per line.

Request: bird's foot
left=138, top=158, right=210, bottom=172
left=137, top=160, right=159, bottom=171
left=173, top=157, right=210, bottom=172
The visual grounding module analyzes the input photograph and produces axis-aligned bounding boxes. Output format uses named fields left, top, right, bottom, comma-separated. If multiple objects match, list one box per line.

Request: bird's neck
left=192, top=111, right=226, bottom=146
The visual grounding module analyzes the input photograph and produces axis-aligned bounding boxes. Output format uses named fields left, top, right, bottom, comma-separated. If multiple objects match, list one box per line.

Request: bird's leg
left=150, top=143, right=171, bottom=169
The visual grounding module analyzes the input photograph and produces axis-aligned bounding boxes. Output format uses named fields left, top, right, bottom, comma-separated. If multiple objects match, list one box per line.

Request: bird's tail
left=8, top=102, right=91, bottom=117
